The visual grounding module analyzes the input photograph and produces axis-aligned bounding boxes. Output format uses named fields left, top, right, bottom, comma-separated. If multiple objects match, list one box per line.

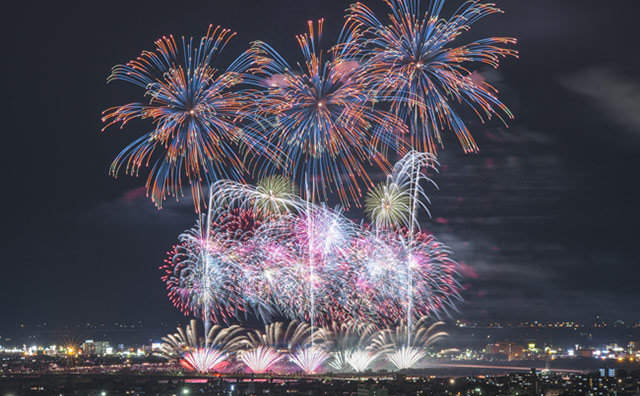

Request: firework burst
left=102, top=25, right=272, bottom=211
left=245, top=19, right=407, bottom=205
left=160, top=222, right=244, bottom=324
left=348, top=0, right=518, bottom=154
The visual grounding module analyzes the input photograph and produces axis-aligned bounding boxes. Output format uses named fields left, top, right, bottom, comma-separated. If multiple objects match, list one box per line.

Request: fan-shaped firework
left=372, top=318, right=448, bottom=370
left=348, top=0, right=518, bottom=154
left=289, top=346, right=330, bottom=374
left=385, top=346, right=425, bottom=370
left=239, top=346, right=284, bottom=373
left=346, top=349, right=381, bottom=372
left=102, top=25, right=271, bottom=211
left=155, top=320, right=247, bottom=373
left=320, top=321, right=380, bottom=372
left=238, top=321, right=317, bottom=373
left=245, top=19, right=407, bottom=205
left=181, top=348, right=228, bottom=373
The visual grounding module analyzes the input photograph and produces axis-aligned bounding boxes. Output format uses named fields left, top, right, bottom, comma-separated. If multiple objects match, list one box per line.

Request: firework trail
left=348, top=0, right=518, bottom=154
left=102, top=25, right=272, bottom=211
left=365, top=151, right=438, bottom=232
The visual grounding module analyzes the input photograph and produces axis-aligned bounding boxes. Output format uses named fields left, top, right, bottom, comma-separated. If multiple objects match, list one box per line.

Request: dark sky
left=4, top=0, right=640, bottom=327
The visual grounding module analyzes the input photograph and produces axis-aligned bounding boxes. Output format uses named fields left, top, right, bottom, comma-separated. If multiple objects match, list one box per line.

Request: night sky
left=4, top=0, right=640, bottom=327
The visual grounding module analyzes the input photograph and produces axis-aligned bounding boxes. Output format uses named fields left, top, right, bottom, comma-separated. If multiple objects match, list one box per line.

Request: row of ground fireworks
left=156, top=319, right=449, bottom=373
left=102, top=0, right=516, bottom=373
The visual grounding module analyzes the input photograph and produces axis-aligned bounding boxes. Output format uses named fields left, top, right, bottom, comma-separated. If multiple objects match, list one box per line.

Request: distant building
left=486, top=341, right=525, bottom=360
left=577, top=348, right=594, bottom=358
left=81, top=340, right=111, bottom=356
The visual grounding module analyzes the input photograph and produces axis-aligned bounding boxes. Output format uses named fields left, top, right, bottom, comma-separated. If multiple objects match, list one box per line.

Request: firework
left=160, top=222, right=244, bottom=324
left=254, top=175, right=300, bottom=216
left=320, top=321, right=379, bottom=372
left=372, top=318, right=448, bottom=370
left=211, top=207, right=262, bottom=241
left=289, top=346, right=330, bottom=374
left=156, top=320, right=247, bottom=373
left=239, top=346, right=284, bottom=373
left=345, top=349, right=380, bottom=372
left=162, top=152, right=460, bottom=326
left=163, top=181, right=459, bottom=325
left=245, top=321, right=315, bottom=351
left=364, top=181, right=411, bottom=230
left=211, top=178, right=305, bottom=219
left=102, top=25, right=272, bottom=211
left=348, top=0, right=517, bottom=154
left=385, top=346, right=425, bottom=370
left=181, top=348, right=228, bottom=373
left=245, top=19, right=407, bottom=205
left=366, top=151, right=438, bottom=232
left=239, top=321, right=319, bottom=373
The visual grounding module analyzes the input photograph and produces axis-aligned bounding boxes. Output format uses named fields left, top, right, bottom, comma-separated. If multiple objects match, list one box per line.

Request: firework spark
left=320, top=320, right=379, bottom=371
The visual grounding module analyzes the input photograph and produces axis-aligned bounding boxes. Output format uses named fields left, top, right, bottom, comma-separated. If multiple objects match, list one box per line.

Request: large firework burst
left=348, top=0, right=518, bottom=154
left=102, top=25, right=271, bottom=211
left=244, top=19, right=407, bottom=205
